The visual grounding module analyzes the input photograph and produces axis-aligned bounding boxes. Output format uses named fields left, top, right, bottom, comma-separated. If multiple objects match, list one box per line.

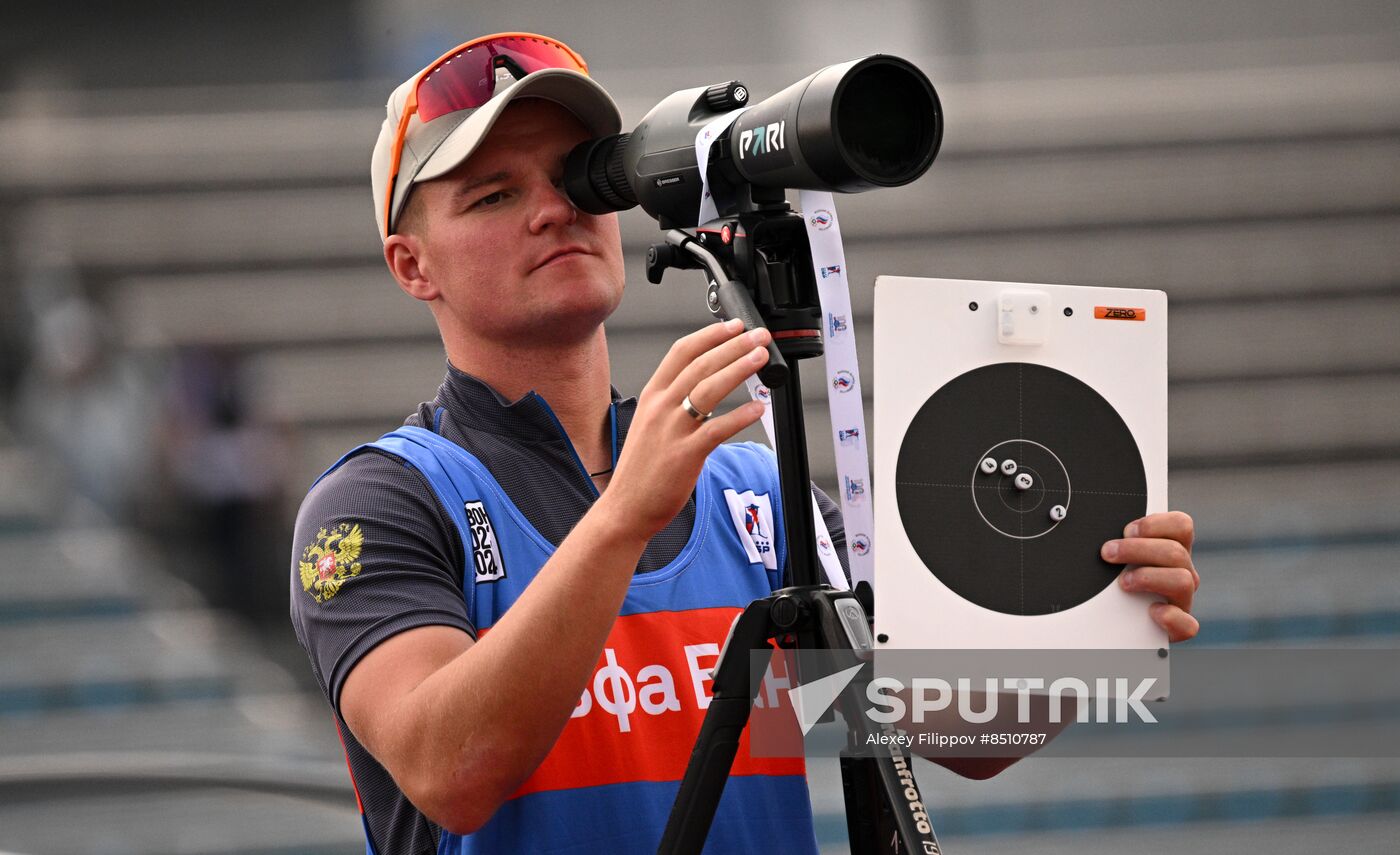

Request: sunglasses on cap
left=382, top=32, right=592, bottom=237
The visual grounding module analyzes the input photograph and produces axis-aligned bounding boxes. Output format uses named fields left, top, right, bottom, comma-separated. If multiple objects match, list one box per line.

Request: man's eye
left=475, top=190, right=505, bottom=208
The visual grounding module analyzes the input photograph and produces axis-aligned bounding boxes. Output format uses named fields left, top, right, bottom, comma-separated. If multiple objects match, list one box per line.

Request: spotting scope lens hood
left=731, top=54, right=942, bottom=192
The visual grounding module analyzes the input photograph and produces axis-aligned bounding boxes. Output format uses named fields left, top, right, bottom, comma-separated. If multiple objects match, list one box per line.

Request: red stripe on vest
left=483, top=608, right=805, bottom=798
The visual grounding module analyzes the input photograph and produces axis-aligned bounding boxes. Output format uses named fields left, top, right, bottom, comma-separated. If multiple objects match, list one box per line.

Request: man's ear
left=384, top=234, right=439, bottom=302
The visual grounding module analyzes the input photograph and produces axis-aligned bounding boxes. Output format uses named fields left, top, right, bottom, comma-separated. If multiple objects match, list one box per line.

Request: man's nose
left=528, top=181, right=579, bottom=233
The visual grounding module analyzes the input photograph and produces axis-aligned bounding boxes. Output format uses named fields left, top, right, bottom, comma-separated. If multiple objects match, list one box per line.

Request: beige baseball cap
left=371, top=59, right=622, bottom=238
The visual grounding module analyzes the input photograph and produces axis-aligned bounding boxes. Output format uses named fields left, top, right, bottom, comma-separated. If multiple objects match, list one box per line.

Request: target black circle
left=895, top=362, right=1146, bottom=616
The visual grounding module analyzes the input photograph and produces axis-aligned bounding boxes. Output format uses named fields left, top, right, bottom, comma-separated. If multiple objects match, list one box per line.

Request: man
left=290, top=33, right=1201, bottom=855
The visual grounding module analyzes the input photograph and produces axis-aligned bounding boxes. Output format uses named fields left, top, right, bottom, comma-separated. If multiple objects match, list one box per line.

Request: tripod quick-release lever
left=661, top=229, right=789, bottom=387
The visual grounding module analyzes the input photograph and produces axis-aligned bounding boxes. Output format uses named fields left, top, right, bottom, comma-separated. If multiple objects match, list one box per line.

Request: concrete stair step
left=20, top=133, right=1395, bottom=269
left=0, top=528, right=199, bottom=623
left=0, top=694, right=341, bottom=760
left=0, top=611, right=295, bottom=716
left=0, top=753, right=360, bottom=854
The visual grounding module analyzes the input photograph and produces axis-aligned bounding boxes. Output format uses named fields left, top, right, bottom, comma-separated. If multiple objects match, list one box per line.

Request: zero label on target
left=1094, top=306, right=1146, bottom=321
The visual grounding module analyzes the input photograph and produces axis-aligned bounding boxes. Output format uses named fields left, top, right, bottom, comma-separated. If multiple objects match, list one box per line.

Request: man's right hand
left=601, top=318, right=771, bottom=538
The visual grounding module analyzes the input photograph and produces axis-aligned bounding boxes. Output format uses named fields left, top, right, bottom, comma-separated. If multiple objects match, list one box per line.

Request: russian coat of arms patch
left=299, top=522, right=364, bottom=603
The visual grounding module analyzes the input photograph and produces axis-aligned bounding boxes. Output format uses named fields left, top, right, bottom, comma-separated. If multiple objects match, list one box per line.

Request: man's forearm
left=388, top=493, right=651, bottom=828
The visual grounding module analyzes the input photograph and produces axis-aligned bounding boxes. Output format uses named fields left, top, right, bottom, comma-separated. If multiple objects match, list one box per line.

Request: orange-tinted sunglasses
left=382, top=32, right=591, bottom=236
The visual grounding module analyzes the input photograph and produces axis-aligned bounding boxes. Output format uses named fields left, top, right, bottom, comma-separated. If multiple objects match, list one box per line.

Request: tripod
left=646, top=205, right=942, bottom=855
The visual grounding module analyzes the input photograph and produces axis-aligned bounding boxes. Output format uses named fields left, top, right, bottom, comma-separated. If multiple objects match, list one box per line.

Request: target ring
left=971, top=439, right=1071, bottom=539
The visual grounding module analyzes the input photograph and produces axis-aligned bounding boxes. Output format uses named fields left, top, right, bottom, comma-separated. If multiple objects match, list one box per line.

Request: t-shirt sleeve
left=812, top=483, right=853, bottom=588
left=289, top=449, right=475, bottom=713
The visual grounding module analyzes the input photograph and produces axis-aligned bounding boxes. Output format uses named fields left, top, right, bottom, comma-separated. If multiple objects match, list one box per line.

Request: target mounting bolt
left=1014, top=473, right=1034, bottom=490
left=1050, top=504, right=1067, bottom=521
left=1000, top=459, right=1018, bottom=475
left=980, top=457, right=998, bottom=474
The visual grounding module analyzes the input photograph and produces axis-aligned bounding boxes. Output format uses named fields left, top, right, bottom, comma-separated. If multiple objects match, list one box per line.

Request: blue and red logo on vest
left=723, top=488, right=777, bottom=570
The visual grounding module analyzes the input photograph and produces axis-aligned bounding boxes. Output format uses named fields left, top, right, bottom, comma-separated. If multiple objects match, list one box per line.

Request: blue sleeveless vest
left=344, top=427, right=817, bottom=855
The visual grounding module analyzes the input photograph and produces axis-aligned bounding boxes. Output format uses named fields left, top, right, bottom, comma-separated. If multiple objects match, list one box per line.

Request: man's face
left=406, top=99, right=626, bottom=346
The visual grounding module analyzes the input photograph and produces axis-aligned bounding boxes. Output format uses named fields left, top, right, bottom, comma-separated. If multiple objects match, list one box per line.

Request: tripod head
left=646, top=210, right=822, bottom=390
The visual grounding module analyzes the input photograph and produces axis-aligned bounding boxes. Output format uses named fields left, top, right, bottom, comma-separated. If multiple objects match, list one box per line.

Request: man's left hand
left=1101, top=511, right=1200, bottom=642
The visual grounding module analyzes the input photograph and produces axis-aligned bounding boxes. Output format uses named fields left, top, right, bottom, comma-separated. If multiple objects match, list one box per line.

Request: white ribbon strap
left=798, top=190, right=873, bottom=590
left=691, top=114, right=851, bottom=593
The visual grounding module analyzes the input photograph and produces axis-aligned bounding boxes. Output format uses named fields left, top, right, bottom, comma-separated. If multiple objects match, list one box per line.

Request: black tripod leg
left=657, top=600, right=775, bottom=855
left=841, top=754, right=887, bottom=853
left=833, top=656, right=941, bottom=854
left=842, top=752, right=942, bottom=854
left=868, top=749, right=941, bottom=854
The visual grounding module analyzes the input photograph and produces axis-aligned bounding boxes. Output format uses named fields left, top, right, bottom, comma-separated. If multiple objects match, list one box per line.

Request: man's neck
left=445, top=326, right=615, bottom=474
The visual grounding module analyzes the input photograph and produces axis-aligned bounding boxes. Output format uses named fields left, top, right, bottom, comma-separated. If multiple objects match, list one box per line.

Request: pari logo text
left=738, top=120, right=787, bottom=159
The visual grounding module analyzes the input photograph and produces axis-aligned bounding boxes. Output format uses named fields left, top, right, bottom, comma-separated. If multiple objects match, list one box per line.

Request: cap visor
left=415, top=68, right=622, bottom=183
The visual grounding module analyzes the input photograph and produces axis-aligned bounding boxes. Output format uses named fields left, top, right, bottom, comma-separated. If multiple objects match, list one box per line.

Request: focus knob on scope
left=703, top=80, right=749, bottom=112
